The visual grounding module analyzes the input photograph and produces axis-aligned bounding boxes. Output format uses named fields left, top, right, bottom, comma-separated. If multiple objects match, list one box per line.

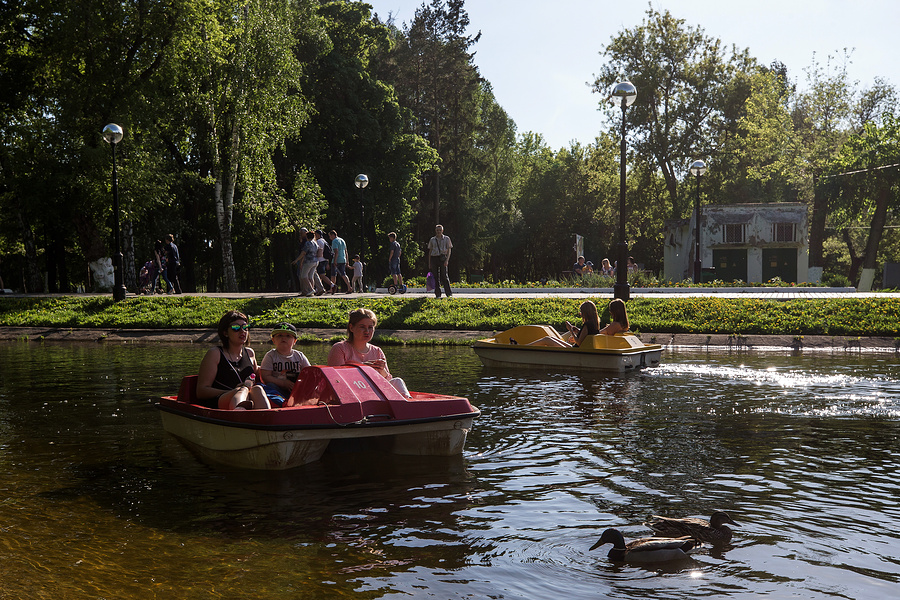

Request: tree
left=793, top=52, right=855, bottom=276
left=823, top=114, right=900, bottom=287
left=0, top=0, right=191, bottom=292
left=592, top=5, right=755, bottom=218
left=718, top=66, right=804, bottom=205
left=162, top=0, right=319, bottom=291
left=288, top=0, right=437, bottom=282
left=388, top=0, right=482, bottom=257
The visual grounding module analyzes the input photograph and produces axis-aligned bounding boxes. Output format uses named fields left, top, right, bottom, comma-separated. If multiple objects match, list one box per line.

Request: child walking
left=259, top=323, right=310, bottom=407
left=351, top=255, right=364, bottom=293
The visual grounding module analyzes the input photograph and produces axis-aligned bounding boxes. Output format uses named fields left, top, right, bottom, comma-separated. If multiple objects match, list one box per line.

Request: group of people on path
left=139, top=234, right=181, bottom=294
left=290, top=224, right=453, bottom=299
left=291, top=228, right=368, bottom=296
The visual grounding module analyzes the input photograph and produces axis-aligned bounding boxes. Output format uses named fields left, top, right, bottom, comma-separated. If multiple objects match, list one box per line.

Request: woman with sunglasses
left=196, top=310, right=270, bottom=409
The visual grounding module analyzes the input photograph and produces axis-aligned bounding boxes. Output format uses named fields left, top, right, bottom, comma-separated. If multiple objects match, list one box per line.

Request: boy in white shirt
left=259, top=323, right=310, bottom=407
left=351, top=255, right=364, bottom=293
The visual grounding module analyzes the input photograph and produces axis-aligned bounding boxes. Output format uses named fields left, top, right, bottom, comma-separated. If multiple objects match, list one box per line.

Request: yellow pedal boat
left=472, top=325, right=663, bottom=373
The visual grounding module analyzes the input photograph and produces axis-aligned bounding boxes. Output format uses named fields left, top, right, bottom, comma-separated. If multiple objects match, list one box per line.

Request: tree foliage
left=0, top=0, right=898, bottom=292
left=592, top=5, right=755, bottom=218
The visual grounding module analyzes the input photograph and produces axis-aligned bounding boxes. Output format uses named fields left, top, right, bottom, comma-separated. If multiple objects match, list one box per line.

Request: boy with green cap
left=259, top=322, right=310, bottom=407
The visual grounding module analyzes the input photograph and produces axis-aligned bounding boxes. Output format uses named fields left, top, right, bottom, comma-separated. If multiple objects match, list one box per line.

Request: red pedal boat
left=158, top=364, right=480, bottom=470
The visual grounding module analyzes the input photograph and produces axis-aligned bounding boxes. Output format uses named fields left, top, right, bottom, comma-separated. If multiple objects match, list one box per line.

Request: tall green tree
left=289, top=0, right=437, bottom=280
left=823, top=114, right=900, bottom=286
left=161, top=0, right=320, bottom=291
left=592, top=5, right=755, bottom=218
left=388, top=0, right=482, bottom=254
left=794, top=52, right=855, bottom=275
left=0, top=0, right=190, bottom=292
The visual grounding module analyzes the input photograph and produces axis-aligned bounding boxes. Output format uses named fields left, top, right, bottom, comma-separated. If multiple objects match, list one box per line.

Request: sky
left=366, top=0, right=900, bottom=149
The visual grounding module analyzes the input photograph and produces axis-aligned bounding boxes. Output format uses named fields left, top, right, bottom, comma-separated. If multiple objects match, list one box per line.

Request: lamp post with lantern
left=354, top=174, right=369, bottom=259
left=102, top=123, right=127, bottom=301
left=690, top=159, right=707, bottom=284
left=611, top=81, right=637, bottom=301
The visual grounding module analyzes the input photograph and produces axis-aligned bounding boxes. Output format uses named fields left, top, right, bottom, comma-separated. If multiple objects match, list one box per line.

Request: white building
left=663, top=203, right=809, bottom=284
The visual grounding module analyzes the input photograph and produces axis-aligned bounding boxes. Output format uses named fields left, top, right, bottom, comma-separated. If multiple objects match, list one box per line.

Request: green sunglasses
left=230, top=324, right=250, bottom=332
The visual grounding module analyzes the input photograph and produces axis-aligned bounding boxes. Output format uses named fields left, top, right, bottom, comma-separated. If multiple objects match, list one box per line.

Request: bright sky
left=367, top=0, right=900, bottom=149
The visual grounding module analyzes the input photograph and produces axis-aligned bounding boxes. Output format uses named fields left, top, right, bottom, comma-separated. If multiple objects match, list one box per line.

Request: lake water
left=1, top=340, right=899, bottom=599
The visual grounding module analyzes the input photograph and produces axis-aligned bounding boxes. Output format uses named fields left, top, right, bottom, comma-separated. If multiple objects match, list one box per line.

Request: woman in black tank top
left=196, top=310, right=270, bottom=410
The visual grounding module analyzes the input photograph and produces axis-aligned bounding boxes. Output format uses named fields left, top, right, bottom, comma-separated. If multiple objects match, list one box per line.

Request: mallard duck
left=644, top=511, right=739, bottom=544
left=589, top=528, right=697, bottom=563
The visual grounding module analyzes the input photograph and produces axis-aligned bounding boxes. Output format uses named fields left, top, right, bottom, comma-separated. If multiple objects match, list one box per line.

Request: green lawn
left=1, top=295, right=898, bottom=338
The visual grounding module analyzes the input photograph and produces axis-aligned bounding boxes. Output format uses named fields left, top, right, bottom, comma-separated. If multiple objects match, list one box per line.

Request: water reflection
left=1, top=341, right=899, bottom=598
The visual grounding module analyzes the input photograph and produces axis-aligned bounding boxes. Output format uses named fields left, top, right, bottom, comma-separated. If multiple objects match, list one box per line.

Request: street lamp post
left=102, top=123, right=127, bottom=301
left=690, top=159, right=707, bottom=284
left=611, top=81, right=637, bottom=301
left=355, top=173, right=369, bottom=259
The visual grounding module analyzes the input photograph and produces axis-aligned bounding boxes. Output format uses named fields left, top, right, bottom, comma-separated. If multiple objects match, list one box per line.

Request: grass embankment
left=1, top=295, right=898, bottom=342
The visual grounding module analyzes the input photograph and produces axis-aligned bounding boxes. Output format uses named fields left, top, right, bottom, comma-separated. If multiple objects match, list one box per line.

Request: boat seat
left=580, top=333, right=643, bottom=350
left=492, top=325, right=562, bottom=345
left=177, top=375, right=199, bottom=403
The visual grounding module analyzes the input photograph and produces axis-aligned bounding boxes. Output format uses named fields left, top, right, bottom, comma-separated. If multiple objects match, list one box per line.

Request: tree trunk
left=17, top=207, right=43, bottom=293
left=808, top=175, right=828, bottom=269
left=862, top=182, right=890, bottom=270
left=123, top=217, right=136, bottom=291
left=842, top=228, right=864, bottom=284
left=433, top=170, right=441, bottom=226
left=211, top=111, right=240, bottom=293
left=213, top=171, right=239, bottom=293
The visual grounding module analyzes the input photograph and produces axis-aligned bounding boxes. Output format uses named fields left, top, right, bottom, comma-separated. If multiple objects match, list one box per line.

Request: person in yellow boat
left=528, top=300, right=601, bottom=347
left=599, top=298, right=630, bottom=336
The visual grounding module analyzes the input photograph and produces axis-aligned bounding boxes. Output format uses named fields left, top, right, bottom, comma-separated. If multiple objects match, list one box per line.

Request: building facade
left=664, top=203, right=809, bottom=284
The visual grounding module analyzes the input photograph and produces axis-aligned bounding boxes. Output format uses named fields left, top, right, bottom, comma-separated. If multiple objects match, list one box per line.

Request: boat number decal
left=352, top=380, right=368, bottom=390
left=283, top=432, right=294, bottom=440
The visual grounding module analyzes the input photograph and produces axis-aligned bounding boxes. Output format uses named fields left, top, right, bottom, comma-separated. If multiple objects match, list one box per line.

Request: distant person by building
left=627, top=256, right=639, bottom=273
left=426, top=224, right=452, bottom=298
left=573, top=256, right=587, bottom=276
left=600, top=258, right=614, bottom=277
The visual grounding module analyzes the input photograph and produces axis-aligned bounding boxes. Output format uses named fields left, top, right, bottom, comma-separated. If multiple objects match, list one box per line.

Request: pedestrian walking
left=426, top=224, right=452, bottom=298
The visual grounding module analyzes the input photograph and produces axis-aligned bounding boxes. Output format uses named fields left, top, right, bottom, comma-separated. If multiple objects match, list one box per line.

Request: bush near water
left=1, top=296, right=898, bottom=340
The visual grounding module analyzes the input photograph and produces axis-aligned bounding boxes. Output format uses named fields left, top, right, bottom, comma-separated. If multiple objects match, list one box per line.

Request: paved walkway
left=4, top=287, right=900, bottom=300
left=124, top=286, right=900, bottom=300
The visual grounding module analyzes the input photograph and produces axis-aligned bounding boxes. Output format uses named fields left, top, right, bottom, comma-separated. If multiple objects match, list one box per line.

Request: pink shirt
left=327, top=340, right=390, bottom=378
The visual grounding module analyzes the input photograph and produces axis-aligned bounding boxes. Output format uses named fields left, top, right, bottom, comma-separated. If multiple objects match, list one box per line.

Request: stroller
left=138, top=260, right=158, bottom=294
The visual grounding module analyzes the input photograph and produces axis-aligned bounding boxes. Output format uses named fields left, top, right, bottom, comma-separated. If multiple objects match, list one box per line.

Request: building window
left=773, top=222, right=796, bottom=242
left=723, top=223, right=746, bottom=244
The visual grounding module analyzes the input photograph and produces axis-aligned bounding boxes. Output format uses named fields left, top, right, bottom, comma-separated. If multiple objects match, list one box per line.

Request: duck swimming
left=644, top=511, right=739, bottom=544
left=589, top=528, right=697, bottom=563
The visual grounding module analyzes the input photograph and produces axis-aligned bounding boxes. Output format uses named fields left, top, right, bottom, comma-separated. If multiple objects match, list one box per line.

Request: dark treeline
left=1, top=1, right=898, bottom=293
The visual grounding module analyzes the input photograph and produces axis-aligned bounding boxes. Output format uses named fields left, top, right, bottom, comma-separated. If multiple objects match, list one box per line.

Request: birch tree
left=171, top=0, right=319, bottom=291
